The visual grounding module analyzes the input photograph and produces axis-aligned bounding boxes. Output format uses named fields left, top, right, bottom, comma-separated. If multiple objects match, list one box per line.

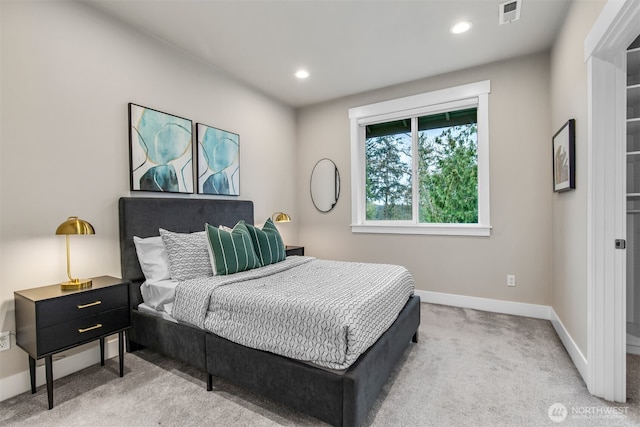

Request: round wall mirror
left=311, top=159, right=340, bottom=212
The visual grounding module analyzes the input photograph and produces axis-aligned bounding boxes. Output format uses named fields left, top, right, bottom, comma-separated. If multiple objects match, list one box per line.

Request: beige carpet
left=1, top=303, right=639, bottom=426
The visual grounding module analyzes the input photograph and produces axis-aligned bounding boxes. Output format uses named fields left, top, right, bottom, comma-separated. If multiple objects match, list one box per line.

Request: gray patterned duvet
left=172, top=256, right=414, bottom=370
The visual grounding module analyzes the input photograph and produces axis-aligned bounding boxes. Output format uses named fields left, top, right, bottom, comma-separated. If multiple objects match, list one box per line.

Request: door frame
left=585, top=0, right=640, bottom=403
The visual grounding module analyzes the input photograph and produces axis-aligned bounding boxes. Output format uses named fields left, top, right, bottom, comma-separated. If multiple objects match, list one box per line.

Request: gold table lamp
left=272, top=212, right=291, bottom=223
left=55, top=216, right=95, bottom=290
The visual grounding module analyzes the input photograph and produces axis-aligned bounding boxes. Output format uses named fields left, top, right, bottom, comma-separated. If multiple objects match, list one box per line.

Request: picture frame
left=552, top=119, right=576, bottom=192
left=129, top=103, right=193, bottom=193
left=196, top=123, right=240, bottom=196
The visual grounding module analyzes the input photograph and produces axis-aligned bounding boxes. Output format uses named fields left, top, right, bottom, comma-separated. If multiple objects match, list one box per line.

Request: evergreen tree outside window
left=418, top=109, right=478, bottom=224
left=365, top=119, right=412, bottom=220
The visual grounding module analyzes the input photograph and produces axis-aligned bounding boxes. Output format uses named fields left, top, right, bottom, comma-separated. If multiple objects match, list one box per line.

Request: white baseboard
left=627, top=345, right=640, bottom=355
left=1, top=293, right=593, bottom=402
left=549, top=308, right=589, bottom=382
left=414, top=290, right=552, bottom=319
left=415, top=290, right=589, bottom=385
left=0, top=338, right=121, bottom=402
left=627, top=334, right=640, bottom=355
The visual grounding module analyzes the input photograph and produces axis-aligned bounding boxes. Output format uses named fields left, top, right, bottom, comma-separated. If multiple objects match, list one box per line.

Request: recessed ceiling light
left=295, top=70, right=310, bottom=79
left=450, top=20, right=472, bottom=35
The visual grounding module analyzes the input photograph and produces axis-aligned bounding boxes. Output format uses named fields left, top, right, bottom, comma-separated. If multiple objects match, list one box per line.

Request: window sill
left=351, top=223, right=492, bottom=237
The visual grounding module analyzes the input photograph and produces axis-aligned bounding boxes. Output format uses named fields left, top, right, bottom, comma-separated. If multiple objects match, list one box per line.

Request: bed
left=118, top=196, right=420, bottom=427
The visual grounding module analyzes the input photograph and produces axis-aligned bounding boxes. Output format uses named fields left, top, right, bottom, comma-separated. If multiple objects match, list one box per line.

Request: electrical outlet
left=0, top=331, right=10, bottom=352
left=507, top=275, right=516, bottom=287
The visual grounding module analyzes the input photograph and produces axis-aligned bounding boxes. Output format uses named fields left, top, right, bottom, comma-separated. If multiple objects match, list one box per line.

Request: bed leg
left=207, top=374, right=213, bottom=391
left=126, top=334, right=145, bottom=353
left=412, top=331, right=418, bottom=343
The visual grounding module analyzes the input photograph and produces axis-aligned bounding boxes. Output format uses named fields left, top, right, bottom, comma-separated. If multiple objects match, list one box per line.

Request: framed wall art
left=196, top=123, right=240, bottom=196
left=129, top=103, right=193, bottom=193
left=552, top=119, right=576, bottom=192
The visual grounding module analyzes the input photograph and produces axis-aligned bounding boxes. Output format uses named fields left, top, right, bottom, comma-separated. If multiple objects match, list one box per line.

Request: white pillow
left=133, top=235, right=171, bottom=283
left=159, top=228, right=212, bottom=281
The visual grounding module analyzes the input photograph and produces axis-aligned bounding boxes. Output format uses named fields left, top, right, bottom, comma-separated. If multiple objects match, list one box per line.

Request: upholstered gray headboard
left=118, top=197, right=254, bottom=282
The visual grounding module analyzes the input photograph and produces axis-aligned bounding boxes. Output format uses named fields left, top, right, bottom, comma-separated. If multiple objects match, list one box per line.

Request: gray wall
left=550, top=0, right=606, bottom=357
left=0, top=0, right=610, bottom=400
left=0, top=1, right=297, bottom=384
left=296, top=52, right=553, bottom=306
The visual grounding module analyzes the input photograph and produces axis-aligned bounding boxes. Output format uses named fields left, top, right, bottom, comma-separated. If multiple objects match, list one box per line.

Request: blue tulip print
left=197, top=124, right=240, bottom=195
left=129, top=104, right=193, bottom=193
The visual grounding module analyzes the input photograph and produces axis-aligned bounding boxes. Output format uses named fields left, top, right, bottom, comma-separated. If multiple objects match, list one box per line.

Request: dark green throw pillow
left=246, top=218, right=286, bottom=266
left=205, top=221, right=261, bottom=275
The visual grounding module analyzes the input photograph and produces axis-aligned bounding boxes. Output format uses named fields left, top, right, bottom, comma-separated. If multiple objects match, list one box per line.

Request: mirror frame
left=310, top=158, right=340, bottom=213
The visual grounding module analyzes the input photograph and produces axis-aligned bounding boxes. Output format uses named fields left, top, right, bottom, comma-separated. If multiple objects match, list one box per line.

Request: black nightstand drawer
left=37, top=284, right=128, bottom=328
left=14, top=276, right=131, bottom=409
left=38, top=307, right=130, bottom=356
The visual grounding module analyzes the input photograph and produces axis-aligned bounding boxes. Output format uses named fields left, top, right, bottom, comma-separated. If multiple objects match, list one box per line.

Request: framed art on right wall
left=553, top=119, right=576, bottom=192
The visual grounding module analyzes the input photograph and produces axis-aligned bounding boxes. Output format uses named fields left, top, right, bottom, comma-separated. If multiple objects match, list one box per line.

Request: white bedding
left=172, top=256, right=414, bottom=370
left=138, top=302, right=178, bottom=323
left=140, top=279, right=177, bottom=316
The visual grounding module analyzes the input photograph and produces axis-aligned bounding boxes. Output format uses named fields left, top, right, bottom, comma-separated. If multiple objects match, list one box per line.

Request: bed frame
left=118, top=196, right=420, bottom=427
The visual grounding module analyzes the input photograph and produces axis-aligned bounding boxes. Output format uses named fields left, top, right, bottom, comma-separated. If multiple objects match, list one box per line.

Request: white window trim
left=349, top=80, right=491, bottom=236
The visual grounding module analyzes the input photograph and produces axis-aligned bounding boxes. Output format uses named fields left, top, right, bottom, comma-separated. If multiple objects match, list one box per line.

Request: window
left=349, top=81, right=491, bottom=236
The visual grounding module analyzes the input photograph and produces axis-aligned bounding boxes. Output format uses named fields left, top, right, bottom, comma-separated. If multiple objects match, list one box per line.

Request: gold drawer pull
left=77, top=301, right=101, bottom=309
left=78, top=324, right=102, bottom=333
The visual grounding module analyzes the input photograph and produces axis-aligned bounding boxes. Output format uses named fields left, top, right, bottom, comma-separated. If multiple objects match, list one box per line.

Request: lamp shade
left=272, top=212, right=292, bottom=223
left=55, top=217, right=95, bottom=235
left=55, top=216, right=95, bottom=290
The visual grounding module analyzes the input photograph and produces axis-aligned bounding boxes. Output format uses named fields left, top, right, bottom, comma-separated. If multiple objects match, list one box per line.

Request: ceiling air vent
left=499, top=0, right=521, bottom=25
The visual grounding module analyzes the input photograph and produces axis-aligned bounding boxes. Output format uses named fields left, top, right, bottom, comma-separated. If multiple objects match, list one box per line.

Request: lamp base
left=60, top=278, right=92, bottom=290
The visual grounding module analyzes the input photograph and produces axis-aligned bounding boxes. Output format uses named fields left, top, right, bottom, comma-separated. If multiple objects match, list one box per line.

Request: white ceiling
left=84, top=0, right=572, bottom=108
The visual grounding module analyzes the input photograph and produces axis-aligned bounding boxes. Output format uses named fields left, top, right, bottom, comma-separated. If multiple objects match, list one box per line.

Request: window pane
left=418, top=109, right=478, bottom=224
left=365, top=119, right=412, bottom=220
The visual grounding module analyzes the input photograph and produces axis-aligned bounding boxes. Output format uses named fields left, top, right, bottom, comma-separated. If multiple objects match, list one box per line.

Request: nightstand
left=14, top=276, right=131, bottom=409
left=285, top=245, right=304, bottom=256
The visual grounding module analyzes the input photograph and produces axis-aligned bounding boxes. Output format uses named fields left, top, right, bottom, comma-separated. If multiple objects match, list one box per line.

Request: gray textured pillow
left=159, top=228, right=212, bottom=281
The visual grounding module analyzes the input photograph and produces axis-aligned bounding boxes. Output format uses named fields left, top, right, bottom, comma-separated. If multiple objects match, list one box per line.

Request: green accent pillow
left=205, top=221, right=262, bottom=275
left=246, top=218, right=286, bottom=266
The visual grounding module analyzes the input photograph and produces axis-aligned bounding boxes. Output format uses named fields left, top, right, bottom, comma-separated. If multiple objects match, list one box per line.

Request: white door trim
left=585, top=0, right=640, bottom=403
